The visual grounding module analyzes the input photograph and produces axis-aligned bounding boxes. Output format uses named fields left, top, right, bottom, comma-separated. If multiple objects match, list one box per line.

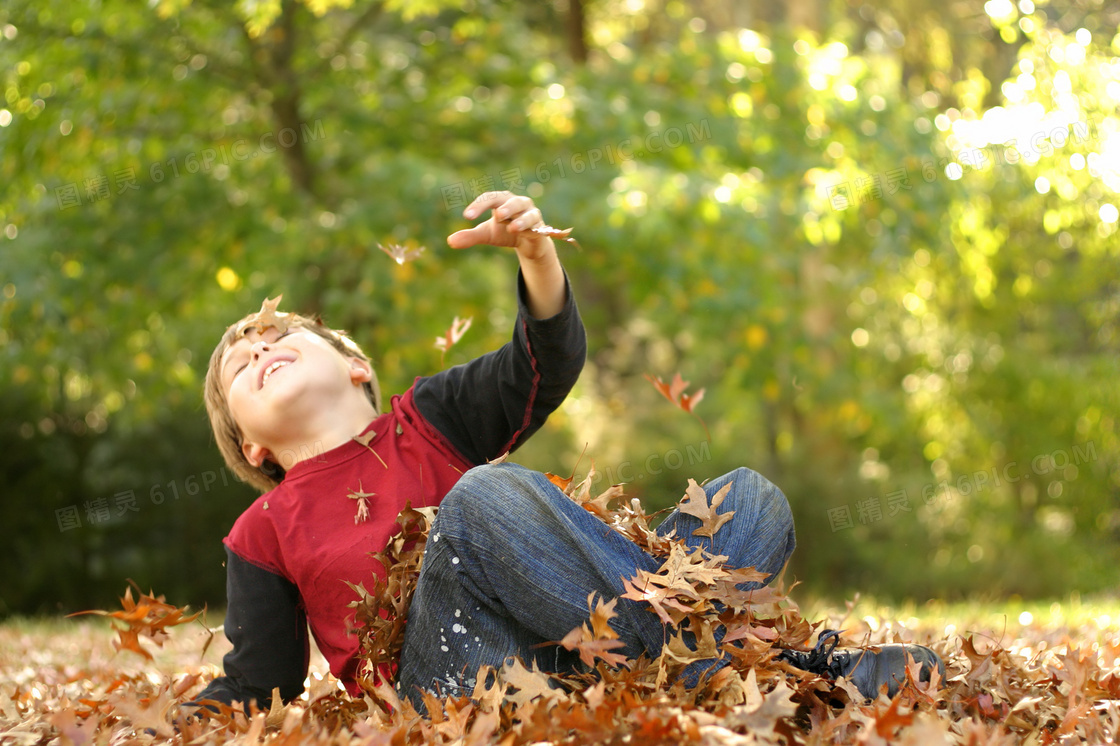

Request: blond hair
left=204, top=306, right=381, bottom=493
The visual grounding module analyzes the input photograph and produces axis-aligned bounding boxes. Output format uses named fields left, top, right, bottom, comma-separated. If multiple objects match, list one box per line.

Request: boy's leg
left=396, top=462, right=794, bottom=705
left=655, top=466, right=796, bottom=582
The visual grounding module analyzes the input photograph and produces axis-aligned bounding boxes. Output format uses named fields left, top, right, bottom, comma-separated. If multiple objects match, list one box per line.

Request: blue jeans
left=396, top=463, right=795, bottom=705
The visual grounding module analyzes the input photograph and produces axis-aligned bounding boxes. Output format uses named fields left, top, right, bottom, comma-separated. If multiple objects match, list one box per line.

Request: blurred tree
left=0, top=0, right=1117, bottom=613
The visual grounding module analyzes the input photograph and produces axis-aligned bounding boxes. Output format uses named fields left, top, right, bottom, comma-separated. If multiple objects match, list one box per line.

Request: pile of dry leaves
left=2, top=467, right=1119, bottom=744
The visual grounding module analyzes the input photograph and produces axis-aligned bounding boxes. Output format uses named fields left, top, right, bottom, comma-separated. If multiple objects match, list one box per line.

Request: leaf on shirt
left=353, top=431, right=388, bottom=468
left=348, top=481, right=376, bottom=524
left=237, top=295, right=292, bottom=337
left=434, top=315, right=472, bottom=366
left=378, top=241, right=426, bottom=265
left=645, top=372, right=710, bottom=441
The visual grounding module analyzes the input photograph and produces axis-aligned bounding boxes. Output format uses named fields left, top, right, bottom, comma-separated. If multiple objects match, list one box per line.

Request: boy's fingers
left=505, top=206, right=544, bottom=232
left=463, top=190, right=513, bottom=219
left=454, top=188, right=547, bottom=249
left=464, top=191, right=535, bottom=221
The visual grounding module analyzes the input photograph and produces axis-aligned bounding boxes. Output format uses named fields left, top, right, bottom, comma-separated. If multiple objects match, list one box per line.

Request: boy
left=191, top=190, right=941, bottom=713
left=191, top=191, right=585, bottom=710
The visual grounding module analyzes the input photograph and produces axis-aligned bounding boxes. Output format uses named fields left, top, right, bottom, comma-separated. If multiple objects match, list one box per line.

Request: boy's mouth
left=259, top=356, right=296, bottom=389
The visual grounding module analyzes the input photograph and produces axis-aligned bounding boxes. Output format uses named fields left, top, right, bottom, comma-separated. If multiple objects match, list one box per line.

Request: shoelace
left=777, top=628, right=846, bottom=678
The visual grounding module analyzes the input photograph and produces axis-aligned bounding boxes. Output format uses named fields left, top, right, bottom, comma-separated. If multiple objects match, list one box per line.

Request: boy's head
left=204, top=297, right=381, bottom=492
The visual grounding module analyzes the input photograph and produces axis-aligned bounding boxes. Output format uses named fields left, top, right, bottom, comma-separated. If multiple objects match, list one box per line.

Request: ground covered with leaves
left=3, top=474, right=1120, bottom=745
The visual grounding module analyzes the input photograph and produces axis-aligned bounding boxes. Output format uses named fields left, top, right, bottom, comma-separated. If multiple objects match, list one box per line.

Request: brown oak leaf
left=68, top=584, right=205, bottom=661
left=645, top=372, right=710, bottom=441
left=678, top=479, right=735, bottom=539
left=558, top=593, right=629, bottom=668
left=237, top=295, right=292, bottom=336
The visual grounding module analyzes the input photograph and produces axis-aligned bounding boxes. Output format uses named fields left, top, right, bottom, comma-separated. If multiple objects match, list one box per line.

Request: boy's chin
left=266, top=382, right=365, bottom=420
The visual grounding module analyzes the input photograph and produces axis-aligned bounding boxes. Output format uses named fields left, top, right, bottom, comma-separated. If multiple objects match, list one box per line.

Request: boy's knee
left=453, top=462, right=532, bottom=493
left=725, top=466, right=787, bottom=501
left=721, top=466, right=794, bottom=527
left=437, top=462, right=554, bottom=531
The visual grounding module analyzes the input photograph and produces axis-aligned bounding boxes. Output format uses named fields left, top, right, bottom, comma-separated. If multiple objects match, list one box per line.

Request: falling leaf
left=378, top=242, right=426, bottom=265
left=645, top=372, right=710, bottom=441
left=434, top=316, right=473, bottom=365
left=68, top=584, right=205, bottom=661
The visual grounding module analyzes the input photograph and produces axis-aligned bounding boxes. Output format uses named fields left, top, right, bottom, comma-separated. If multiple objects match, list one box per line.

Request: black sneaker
left=777, top=629, right=945, bottom=700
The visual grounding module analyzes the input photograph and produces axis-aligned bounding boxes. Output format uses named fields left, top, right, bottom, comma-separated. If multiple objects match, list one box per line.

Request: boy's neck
left=262, top=399, right=378, bottom=471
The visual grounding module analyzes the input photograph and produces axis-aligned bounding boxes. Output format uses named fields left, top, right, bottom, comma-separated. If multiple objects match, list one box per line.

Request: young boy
left=191, top=190, right=941, bottom=713
left=191, top=191, right=585, bottom=710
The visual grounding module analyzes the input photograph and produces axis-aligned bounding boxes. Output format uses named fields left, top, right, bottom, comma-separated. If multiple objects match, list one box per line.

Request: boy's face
left=218, top=324, right=372, bottom=464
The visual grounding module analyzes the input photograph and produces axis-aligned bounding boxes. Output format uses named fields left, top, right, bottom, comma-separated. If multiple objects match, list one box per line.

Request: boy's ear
left=242, top=441, right=273, bottom=468
left=348, top=357, right=373, bottom=386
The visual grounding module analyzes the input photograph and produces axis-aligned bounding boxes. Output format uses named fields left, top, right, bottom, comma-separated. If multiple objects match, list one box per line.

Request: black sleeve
left=187, top=548, right=308, bottom=713
left=414, top=269, right=586, bottom=465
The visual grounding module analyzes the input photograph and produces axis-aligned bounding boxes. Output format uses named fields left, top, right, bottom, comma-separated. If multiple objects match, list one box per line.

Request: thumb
left=447, top=226, right=490, bottom=250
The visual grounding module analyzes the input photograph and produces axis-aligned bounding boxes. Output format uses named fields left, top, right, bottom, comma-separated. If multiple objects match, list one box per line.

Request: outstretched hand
left=447, top=191, right=554, bottom=262
left=447, top=190, right=567, bottom=319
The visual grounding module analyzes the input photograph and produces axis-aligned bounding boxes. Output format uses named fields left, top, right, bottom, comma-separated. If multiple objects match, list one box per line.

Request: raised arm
left=416, top=192, right=586, bottom=464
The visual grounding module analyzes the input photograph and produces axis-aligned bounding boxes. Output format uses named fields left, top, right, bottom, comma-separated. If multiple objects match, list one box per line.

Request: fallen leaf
left=677, top=480, right=735, bottom=539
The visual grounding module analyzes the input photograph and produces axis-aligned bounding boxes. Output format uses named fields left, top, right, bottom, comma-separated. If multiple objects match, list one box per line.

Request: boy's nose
left=250, top=340, right=271, bottom=360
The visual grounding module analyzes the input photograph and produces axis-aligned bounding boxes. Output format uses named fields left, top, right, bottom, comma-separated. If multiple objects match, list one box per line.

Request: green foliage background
left=1, top=0, right=1118, bottom=615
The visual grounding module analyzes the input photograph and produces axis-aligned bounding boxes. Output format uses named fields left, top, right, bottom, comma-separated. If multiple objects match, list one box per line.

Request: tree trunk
left=568, top=0, right=589, bottom=64
left=244, top=0, right=320, bottom=203
left=784, top=0, right=820, bottom=32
